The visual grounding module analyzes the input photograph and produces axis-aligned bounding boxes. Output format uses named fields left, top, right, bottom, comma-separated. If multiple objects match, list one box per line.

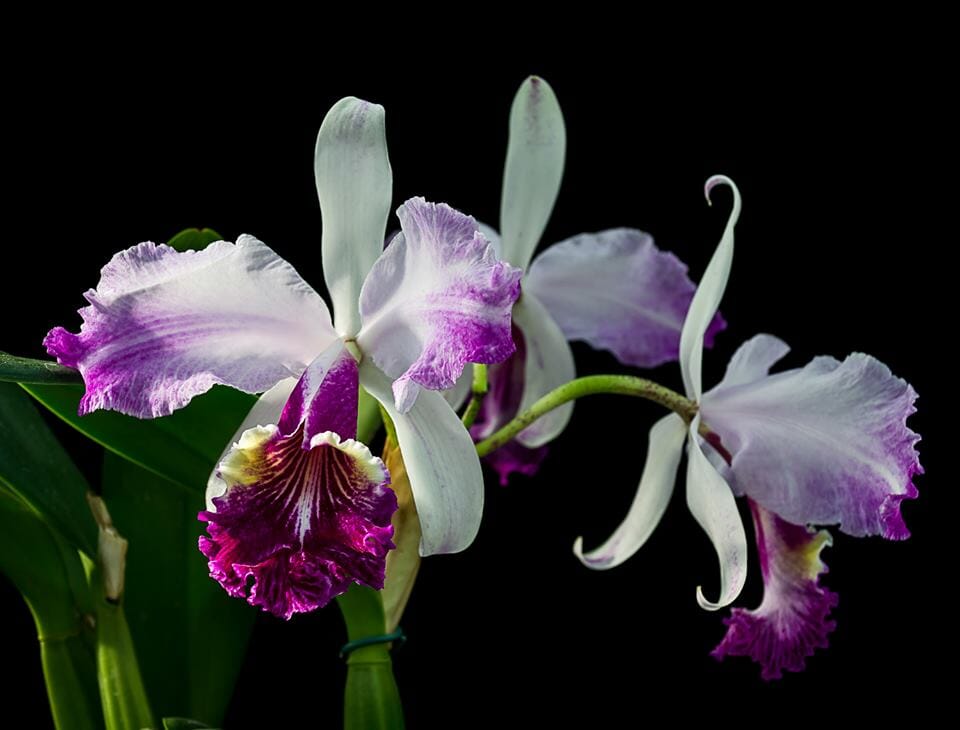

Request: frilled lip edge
left=198, top=426, right=396, bottom=619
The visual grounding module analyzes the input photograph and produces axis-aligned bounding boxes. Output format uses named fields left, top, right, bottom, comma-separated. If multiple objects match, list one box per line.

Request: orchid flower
left=44, top=98, right=522, bottom=619
left=574, top=175, right=921, bottom=678
left=467, top=76, right=724, bottom=483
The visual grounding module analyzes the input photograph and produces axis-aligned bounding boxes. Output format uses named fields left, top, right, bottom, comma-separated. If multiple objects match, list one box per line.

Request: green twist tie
left=340, top=626, right=406, bottom=659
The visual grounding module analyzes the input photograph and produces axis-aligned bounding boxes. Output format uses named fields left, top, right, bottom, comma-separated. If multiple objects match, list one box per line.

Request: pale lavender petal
left=500, top=76, right=565, bottom=271
left=360, top=362, right=484, bottom=555
left=687, top=415, right=748, bottom=610
left=525, top=229, right=726, bottom=368
left=357, top=198, right=522, bottom=413
left=482, top=439, right=549, bottom=487
left=44, top=236, right=337, bottom=418
left=512, top=292, right=576, bottom=448
left=701, top=342, right=922, bottom=539
left=713, top=501, right=838, bottom=680
left=316, top=97, right=392, bottom=337
left=713, top=333, right=790, bottom=389
left=442, top=364, right=473, bottom=411
left=199, top=426, right=395, bottom=619
left=574, top=414, right=687, bottom=569
left=679, top=176, right=741, bottom=399
left=278, top=340, right=358, bottom=443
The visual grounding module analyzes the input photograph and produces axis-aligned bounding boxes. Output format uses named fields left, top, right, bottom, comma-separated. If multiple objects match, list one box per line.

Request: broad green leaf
left=0, top=352, right=81, bottom=385
left=167, top=227, right=223, bottom=252
left=102, top=453, right=255, bottom=725
left=163, top=719, right=218, bottom=730
left=0, top=382, right=96, bottom=555
left=23, top=383, right=255, bottom=494
left=0, top=488, right=102, bottom=730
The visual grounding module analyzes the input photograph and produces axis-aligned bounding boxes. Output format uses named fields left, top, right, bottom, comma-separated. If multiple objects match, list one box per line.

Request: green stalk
left=0, top=352, right=81, bottom=385
left=460, top=364, right=488, bottom=429
left=475, top=375, right=698, bottom=456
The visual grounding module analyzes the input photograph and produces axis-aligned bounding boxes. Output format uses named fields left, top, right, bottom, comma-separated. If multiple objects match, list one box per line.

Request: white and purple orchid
left=45, top=98, right=523, bottom=619
left=574, top=176, right=921, bottom=678
left=469, top=77, right=725, bottom=483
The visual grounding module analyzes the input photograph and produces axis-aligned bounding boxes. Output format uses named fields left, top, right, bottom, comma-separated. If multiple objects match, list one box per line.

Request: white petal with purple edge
left=686, top=415, right=748, bottom=610
left=44, top=236, right=338, bottom=419
left=442, top=364, right=473, bottom=411
left=500, top=76, right=565, bottom=271
left=574, top=414, right=687, bottom=569
left=357, top=198, right=521, bottom=414
left=525, top=229, right=727, bottom=368
left=315, top=97, right=392, bottom=337
left=360, top=361, right=485, bottom=556
left=701, top=350, right=921, bottom=538
left=512, top=292, right=576, bottom=448
left=679, top=176, right=741, bottom=399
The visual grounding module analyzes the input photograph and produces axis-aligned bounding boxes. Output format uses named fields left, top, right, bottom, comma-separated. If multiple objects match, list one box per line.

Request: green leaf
left=0, top=382, right=96, bottom=556
left=0, top=351, right=82, bottom=385
left=22, top=384, right=255, bottom=494
left=102, top=453, right=255, bottom=725
left=163, top=719, right=218, bottom=730
left=166, top=228, right=223, bottom=252
left=0, top=488, right=102, bottom=730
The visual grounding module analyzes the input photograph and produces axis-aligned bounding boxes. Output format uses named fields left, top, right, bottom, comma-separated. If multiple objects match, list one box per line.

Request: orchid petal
left=713, top=501, right=838, bottom=680
left=357, top=198, right=521, bottom=413
left=360, top=362, right=484, bottom=556
left=574, top=414, right=687, bottom=568
left=277, top=340, right=358, bottom=443
left=702, top=346, right=921, bottom=538
left=45, top=236, right=337, bottom=418
left=199, top=426, right=394, bottom=619
left=678, top=176, right=741, bottom=399
left=512, top=292, right=575, bottom=448
left=315, top=97, right=392, bottom=337
left=713, top=333, right=790, bottom=390
left=686, top=415, right=748, bottom=610
left=525, top=229, right=727, bottom=368
left=500, top=76, right=565, bottom=270
left=442, top=364, right=473, bottom=411
left=205, top=377, right=296, bottom=511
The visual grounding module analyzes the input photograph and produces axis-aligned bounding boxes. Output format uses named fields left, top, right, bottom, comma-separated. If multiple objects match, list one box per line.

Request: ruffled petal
left=315, top=97, right=392, bottom=337
left=45, top=236, right=336, bottom=418
left=360, top=362, right=484, bottom=556
left=574, top=414, right=687, bottom=568
left=702, top=345, right=922, bottom=539
left=678, top=176, right=741, bottom=400
left=198, top=426, right=395, bottom=619
left=500, top=76, right=565, bottom=271
left=525, top=229, right=726, bottom=368
left=442, top=364, right=473, bottom=411
left=686, top=415, right=748, bottom=610
left=512, top=292, right=576, bottom=448
left=357, top=198, right=522, bottom=413
left=713, top=501, right=838, bottom=680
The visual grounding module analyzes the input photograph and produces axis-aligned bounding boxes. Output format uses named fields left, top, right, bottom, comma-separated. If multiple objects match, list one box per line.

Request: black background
left=2, top=37, right=949, bottom=727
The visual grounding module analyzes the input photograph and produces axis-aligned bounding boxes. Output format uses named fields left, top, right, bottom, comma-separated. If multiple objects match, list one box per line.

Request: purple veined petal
left=442, top=364, right=473, bottom=411
left=277, top=339, right=358, bottom=444
left=512, top=292, right=576, bottom=448
left=316, top=97, right=393, bottom=337
left=712, top=333, right=790, bottom=390
left=574, top=414, right=687, bottom=569
left=44, top=236, right=337, bottom=419
left=713, top=501, right=838, bottom=680
left=198, top=425, right=395, bottom=620
left=360, top=361, right=484, bottom=556
left=524, top=228, right=727, bottom=368
left=206, top=377, right=297, bottom=511
left=678, top=176, right=742, bottom=400
left=357, top=198, right=522, bottom=414
left=500, top=76, right=565, bottom=271
left=701, top=343, right=922, bottom=539
left=687, top=415, right=748, bottom=610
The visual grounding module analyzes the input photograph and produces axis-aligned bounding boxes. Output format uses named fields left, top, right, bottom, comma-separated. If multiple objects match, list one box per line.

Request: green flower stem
left=460, top=365, right=488, bottom=430
left=0, top=352, right=81, bottom=385
left=475, top=375, right=699, bottom=457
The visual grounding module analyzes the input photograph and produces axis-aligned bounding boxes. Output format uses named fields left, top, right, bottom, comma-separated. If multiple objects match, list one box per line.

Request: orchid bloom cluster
left=43, top=77, right=921, bottom=684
